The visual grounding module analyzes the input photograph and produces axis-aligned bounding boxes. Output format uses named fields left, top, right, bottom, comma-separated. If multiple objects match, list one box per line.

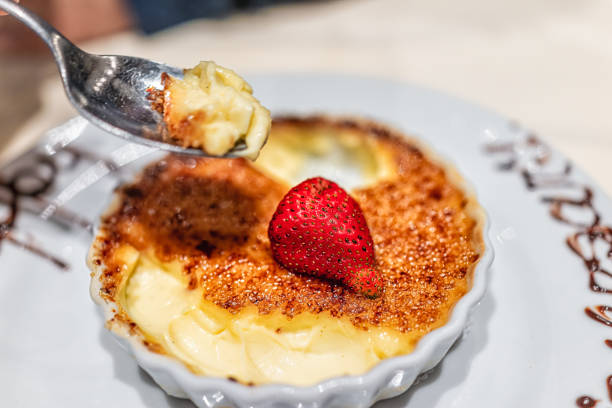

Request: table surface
left=1, top=0, right=610, bottom=194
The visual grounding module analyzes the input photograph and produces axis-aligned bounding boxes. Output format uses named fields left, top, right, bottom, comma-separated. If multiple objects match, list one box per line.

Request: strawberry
left=268, top=177, right=383, bottom=298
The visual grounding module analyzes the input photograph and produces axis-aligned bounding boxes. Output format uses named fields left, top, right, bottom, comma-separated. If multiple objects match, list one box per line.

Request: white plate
left=1, top=74, right=610, bottom=408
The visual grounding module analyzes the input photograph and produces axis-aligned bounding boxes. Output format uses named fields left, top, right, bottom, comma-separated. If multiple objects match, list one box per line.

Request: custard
left=89, top=116, right=484, bottom=386
left=152, top=61, right=270, bottom=159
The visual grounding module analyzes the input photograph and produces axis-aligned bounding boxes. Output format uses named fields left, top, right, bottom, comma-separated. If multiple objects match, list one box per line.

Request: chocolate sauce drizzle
left=0, top=146, right=105, bottom=270
left=484, top=131, right=612, bottom=406
left=585, top=306, right=612, bottom=327
left=0, top=155, right=68, bottom=269
left=576, top=396, right=599, bottom=408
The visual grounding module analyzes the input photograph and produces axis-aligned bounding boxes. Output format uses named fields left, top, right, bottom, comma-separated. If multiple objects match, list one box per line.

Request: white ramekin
left=88, top=118, right=494, bottom=408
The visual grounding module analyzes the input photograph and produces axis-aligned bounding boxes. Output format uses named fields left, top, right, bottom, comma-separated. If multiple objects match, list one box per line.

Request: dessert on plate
left=88, top=116, right=486, bottom=387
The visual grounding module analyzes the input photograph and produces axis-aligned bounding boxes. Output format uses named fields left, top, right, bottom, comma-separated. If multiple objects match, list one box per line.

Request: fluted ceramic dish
left=1, top=75, right=611, bottom=408
left=87, top=115, right=494, bottom=407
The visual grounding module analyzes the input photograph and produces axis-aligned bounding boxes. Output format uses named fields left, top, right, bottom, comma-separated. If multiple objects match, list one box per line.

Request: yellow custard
left=120, top=252, right=413, bottom=385
left=157, top=61, right=270, bottom=159
left=254, top=119, right=396, bottom=188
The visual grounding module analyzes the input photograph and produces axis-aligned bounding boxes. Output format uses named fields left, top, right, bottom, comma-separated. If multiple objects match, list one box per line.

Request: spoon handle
left=0, top=0, right=73, bottom=57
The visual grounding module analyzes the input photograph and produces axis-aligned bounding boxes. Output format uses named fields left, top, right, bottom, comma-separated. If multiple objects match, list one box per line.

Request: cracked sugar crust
left=92, top=116, right=482, bottom=335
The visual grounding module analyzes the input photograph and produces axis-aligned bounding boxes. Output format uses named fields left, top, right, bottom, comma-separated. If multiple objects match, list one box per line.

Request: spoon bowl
left=0, top=0, right=248, bottom=157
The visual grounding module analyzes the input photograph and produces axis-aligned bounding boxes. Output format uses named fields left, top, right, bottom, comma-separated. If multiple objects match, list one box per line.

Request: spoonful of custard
left=0, top=0, right=270, bottom=159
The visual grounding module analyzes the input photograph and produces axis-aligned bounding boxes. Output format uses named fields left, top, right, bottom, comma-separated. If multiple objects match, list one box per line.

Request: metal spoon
left=0, top=0, right=248, bottom=157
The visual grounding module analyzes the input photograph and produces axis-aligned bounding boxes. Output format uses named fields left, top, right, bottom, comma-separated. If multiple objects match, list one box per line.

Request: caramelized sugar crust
left=92, top=117, right=481, bottom=334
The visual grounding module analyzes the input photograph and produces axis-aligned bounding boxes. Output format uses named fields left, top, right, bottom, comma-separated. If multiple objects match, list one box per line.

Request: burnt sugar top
left=92, top=116, right=483, bottom=334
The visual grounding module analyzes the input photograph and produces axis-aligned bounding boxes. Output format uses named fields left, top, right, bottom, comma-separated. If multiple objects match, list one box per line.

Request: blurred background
left=0, top=0, right=611, bottom=193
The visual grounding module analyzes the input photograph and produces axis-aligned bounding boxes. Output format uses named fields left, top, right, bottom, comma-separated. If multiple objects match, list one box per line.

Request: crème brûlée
left=148, top=61, right=271, bottom=160
left=88, top=116, right=485, bottom=386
